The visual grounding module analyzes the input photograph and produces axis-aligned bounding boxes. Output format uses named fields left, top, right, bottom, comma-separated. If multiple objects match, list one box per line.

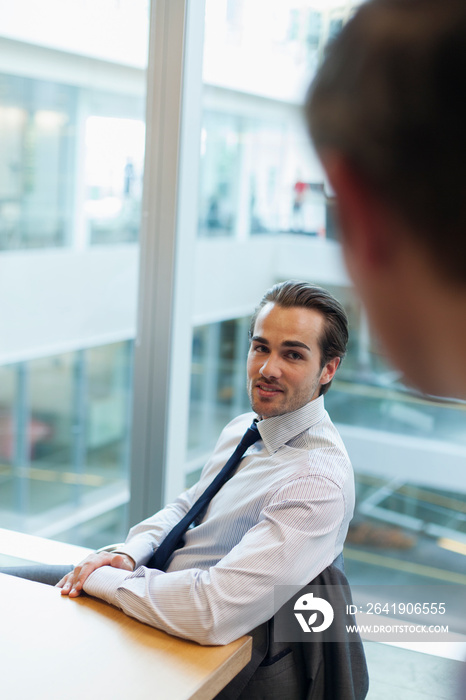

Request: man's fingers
left=68, top=581, right=84, bottom=597
left=56, top=551, right=132, bottom=597
left=58, top=573, right=76, bottom=595
left=57, top=554, right=106, bottom=595
left=68, top=561, right=98, bottom=595
left=56, top=551, right=134, bottom=598
left=57, top=570, right=76, bottom=593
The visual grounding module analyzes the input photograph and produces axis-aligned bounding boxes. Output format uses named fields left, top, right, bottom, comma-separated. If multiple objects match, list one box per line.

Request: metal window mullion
left=13, top=362, right=30, bottom=517
left=129, top=0, right=205, bottom=523
left=72, top=348, right=87, bottom=507
left=121, top=340, right=134, bottom=481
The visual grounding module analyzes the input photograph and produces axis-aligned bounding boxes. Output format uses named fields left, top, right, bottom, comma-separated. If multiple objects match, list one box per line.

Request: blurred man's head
left=306, top=0, right=466, bottom=398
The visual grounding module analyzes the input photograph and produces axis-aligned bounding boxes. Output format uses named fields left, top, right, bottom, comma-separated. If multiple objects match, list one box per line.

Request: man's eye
left=254, top=345, right=268, bottom=353
left=287, top=351, right=303, bottom=360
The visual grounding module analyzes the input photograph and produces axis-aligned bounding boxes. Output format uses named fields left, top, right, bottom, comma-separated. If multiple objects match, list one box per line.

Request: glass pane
left=188, top=319, right=249, bottom=469
left=199, top=113, right=239, bottom=238
left=0, top=365, right=20, bottom=516
left=86, top=116, right=145, bottom=245
left=0, top=76, right=76, bottom=250
left=0, top=0, right=149, bottom=548
left=28, top=353, right=75, bottom=519
left=182, top=0, right=466, bottom=594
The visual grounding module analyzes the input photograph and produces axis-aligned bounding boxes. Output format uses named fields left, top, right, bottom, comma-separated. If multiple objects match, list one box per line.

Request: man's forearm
left=82, top=485, right=345, bottom=645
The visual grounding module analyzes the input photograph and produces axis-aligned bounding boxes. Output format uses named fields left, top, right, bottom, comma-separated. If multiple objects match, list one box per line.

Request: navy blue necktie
left=147, top=420, right=261, bottom=571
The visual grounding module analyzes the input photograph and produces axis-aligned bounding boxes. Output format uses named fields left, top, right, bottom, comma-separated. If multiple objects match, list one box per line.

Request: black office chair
left=216, top=555, right=369, bottom=700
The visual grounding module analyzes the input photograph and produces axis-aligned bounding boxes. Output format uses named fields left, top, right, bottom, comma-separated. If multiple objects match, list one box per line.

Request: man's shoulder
left=315, top=412, right=350, bottom=455
left=288, top=412, right=352, bottom=479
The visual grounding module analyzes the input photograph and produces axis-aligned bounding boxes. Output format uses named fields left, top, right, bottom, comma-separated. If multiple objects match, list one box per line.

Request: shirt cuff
left=83, top=566, right=131, bottom=606
left=113, top=540, right=155, bottom=568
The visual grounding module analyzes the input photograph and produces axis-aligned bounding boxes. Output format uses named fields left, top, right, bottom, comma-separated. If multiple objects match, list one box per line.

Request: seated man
left=4, top=281, right=354, bottom=648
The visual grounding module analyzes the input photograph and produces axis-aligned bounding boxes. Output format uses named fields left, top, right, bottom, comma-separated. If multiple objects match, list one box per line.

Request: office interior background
left=0, top=0, right=464, bottom=624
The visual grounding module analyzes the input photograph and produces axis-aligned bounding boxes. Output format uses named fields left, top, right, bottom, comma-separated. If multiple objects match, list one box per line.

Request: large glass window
left=85, top=114, right=145, bottom=245
left=0, top=343, right=133, bottom=547
left=188, top=318, right=249, bottom=482
left=198, top=113, right=240, bottom=238
left=184, top=0, right=466, bottom=599
left=1, top=0, right=464, bottom=606
left=0, top=74, right=145, bottom=251
left=0, top=0, right=148, bottom=548
left=199, top=110, right=326, bottom=239
left=0, top=75, right=76, bottom=250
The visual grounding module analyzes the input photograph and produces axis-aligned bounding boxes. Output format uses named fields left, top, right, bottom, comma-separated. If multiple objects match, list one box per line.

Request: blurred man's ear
left=320, top=152, right=394, bottom=272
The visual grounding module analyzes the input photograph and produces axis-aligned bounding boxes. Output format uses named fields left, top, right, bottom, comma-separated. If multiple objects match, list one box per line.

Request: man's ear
left=321, top=152, right=392, bottom=270
left=320, top=357, right=340, bottom=387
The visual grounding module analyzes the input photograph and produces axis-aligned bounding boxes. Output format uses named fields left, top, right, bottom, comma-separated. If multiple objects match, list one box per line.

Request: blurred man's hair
left=306, top=0, right=466, bottom=284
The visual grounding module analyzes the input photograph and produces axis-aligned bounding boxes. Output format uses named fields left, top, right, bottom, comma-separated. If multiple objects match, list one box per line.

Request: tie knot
left=240, top=420, right=261, bottom=450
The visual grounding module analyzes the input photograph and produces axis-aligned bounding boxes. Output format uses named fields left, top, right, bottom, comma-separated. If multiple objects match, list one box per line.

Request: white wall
left=192, top=234, right=348, bottom=324
left=0, top=245, right=139, bottom=363
left=339, top=424, right=466, bottom=494
left=0, top=0, right=149, bottom=68
left=0, top=235, right=348, bottom=364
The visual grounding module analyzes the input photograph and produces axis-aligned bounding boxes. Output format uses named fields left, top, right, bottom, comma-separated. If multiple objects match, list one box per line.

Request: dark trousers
left=0, top=564, right=73, bottom=586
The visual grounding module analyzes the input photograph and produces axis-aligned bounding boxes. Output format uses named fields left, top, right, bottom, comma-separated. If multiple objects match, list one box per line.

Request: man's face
left=247, top=303, right=339, bottom=419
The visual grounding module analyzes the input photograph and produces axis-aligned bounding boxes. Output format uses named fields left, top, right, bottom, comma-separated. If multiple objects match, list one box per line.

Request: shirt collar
left=256, top=395, right=325, bottom=454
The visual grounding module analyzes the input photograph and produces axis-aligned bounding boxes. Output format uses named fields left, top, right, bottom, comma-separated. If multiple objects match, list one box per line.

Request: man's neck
left=399, top=253, right=466, bottom=399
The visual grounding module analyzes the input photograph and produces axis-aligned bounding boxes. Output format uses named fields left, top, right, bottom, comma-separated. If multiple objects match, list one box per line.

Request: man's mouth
left=256, top=382, right=283, bottom=397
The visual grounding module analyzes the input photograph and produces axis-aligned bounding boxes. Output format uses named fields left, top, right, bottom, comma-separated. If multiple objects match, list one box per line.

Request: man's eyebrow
left=251, top=336, right=311, bottom=352
left=251, top=336, right=269, bottom=344
left=282, top=340, right=311, bottom=352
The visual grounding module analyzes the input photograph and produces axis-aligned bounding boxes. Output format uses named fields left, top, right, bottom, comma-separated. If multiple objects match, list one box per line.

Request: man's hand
left=56, top=552, right=135, bottom=598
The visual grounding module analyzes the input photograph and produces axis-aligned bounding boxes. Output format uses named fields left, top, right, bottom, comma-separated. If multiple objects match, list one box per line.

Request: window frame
left=129, top=0, right=205, bottom=523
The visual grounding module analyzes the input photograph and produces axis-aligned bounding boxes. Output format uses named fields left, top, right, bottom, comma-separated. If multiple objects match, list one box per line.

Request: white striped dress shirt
left=83, top=395, right=355, bottom=644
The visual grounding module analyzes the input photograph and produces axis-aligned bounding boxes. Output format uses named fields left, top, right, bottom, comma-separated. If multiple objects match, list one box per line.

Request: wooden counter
left=0, top=572, right=251, bottom=700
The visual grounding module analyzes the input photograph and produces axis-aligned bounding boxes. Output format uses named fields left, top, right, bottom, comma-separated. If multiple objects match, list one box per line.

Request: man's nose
left=260, top=354, right=282, bottom=379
